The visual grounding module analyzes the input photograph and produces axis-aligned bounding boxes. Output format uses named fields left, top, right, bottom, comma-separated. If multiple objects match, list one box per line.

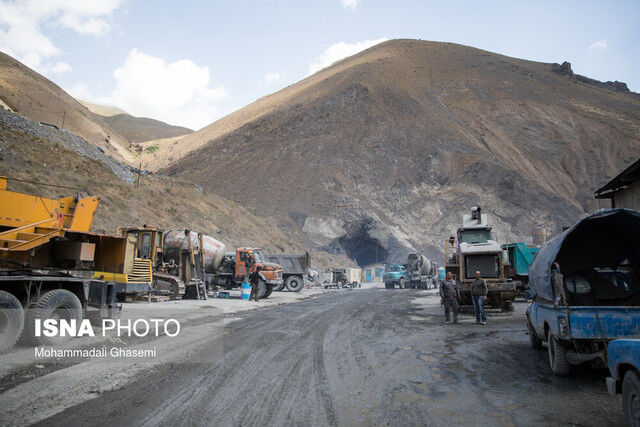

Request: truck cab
left=445, top=207, right=515, bottom=308
left=214, top=248, right=283, bottom=298
left=383, top=263, right=408, bottom=289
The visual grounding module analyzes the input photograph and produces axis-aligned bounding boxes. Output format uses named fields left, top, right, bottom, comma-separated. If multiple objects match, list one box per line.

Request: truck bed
left=569, top=306, right=640, bottom=340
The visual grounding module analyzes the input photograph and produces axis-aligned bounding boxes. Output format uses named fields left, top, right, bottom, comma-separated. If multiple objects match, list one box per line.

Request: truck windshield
left=459, top=229, right=492, bottom=244
left=465, top=254, right=499, bottom=279
left=252, top=250, right=265, bottom=263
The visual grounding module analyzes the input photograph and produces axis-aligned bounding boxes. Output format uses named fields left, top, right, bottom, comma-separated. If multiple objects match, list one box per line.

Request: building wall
left=363, top=263, right=385, bottom=282
left=613, top=181, right=640, bottom=210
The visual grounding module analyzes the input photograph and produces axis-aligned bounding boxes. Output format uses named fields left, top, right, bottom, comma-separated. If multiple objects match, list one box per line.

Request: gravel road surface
left=18, top=289, right=626, bottom=425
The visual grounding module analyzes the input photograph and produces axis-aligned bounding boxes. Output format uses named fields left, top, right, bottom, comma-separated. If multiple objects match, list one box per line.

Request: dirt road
left=19, top=289, right=625, bottom=425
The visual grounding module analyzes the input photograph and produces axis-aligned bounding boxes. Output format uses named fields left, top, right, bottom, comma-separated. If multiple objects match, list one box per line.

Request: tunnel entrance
left=336, top=220, right=389, bottom=267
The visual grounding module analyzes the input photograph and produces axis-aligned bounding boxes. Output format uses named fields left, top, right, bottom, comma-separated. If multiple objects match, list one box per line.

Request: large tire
left=0, top=290, right=25, bottom=354
left=622, top=370, right=640, bottom=427
left=273, top=280, right=285, bottom=292
left=285, top=275, right=304, bottom=292
left=263, top=284, right=274, bottom=299
left=25, top=289, right=83, bottom=346
left=256, top=279, right=268, bottom=299
left=547, top=334, right=570, bottom=376
left=384, top=282, right=393, bottom=289
left=527, top=317, right=543, bottom=349
left=399, top=278, right=405, bottom=289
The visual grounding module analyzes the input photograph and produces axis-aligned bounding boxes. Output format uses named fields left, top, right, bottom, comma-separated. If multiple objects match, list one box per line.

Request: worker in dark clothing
left=440, top=271, right=460, bottom=324
left=471, top=270, right=488, bottom=325
left=249, top=269, right=261, bottom=301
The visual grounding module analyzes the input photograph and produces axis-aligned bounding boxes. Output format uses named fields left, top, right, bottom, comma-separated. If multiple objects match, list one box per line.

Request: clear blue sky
left=1, top=0, right=639, bottom=129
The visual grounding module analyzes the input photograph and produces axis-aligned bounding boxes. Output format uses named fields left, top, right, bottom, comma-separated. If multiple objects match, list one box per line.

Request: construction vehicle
left=121, top=227, right=282, bottom=300
left=383, top=263, right=408, bottom=289
left=444, top=207, right=516, bottom=309
left=323, top=269, right=351, bottom=289
left=211, top=248, right=283, bottom=298
left=264, top=252, right=310, bottom=292
left=502, top=242, right=539, bottom=292
left=406, top=254, right=437, bottom=289
left=0, top=176, right=120, bottom=352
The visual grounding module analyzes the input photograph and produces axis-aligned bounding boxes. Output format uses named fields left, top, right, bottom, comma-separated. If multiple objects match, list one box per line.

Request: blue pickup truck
left=606, top=339, right=640, bottom=426
left=526, top=209, right=640, bottom=376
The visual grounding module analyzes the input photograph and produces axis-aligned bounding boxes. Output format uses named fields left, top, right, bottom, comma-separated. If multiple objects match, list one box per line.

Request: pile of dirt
left=0, top=109, right=136, bottom=181
left=162, top=39, right=640, bottom=264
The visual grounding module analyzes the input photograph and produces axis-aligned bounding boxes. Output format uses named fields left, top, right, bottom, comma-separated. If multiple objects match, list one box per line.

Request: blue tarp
left=529, top=209, right=640, bottom=301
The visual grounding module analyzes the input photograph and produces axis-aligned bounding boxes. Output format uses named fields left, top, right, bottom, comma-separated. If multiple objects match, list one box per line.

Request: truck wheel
left=399, top=279, right=405, bottom=289
left=273, top=281, right=285, bottom=292
left=527, top=316, right=543, bottom=349
left=547, top=334, right=570, bottom=376
left=263, top=284, right=274, bottom=299
left=0, top=290, right=25, bottom=354
left=285, top=275, right=304, bottom=292
left=256, top=279, right=268, bottom=299
left=622, top=370, right=640, bottom=427
left=384, top=282, right=392, bottom=289
left=25, top=289, right=83, bottom=345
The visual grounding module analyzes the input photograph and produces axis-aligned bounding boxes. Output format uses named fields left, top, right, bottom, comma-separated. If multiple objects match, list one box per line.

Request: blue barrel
left=240, top=282, right=251, bottom=300
left=438, top=267, right=446, bottom=280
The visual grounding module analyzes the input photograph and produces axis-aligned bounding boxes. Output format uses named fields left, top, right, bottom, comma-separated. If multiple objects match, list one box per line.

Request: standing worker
left=440, top=271, right=460, bottom=324
left=249, top=269, right=261, bottom=301
left=471, top=270, right=488, bottom=325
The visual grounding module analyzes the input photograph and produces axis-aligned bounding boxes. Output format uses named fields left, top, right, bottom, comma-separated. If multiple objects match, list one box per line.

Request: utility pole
left=375, top=241, right=379, bottom=264
left=136, top=162, right=142, bottom=188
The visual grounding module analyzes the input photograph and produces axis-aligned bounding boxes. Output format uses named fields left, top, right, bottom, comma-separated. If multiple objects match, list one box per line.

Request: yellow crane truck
left=0, top=176, right=144, bottom=352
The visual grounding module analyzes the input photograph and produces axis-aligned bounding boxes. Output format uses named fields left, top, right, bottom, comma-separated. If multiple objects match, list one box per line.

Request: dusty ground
left=0, top=288, right=623, bottom=426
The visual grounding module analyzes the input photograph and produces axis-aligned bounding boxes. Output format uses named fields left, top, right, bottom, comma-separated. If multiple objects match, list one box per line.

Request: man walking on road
left=440, top=271, right=460, bottom=324
left=471, top=271, right=488, bottom=325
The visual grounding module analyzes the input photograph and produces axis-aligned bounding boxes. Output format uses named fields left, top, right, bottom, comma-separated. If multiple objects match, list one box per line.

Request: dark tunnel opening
left=337, top=222, right=389, bottom=267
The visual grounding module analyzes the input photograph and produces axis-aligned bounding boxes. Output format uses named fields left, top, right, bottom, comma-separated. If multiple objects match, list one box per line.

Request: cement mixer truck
left=120, top=227, right=283, bottom=300
left=406, top=254, right=437, bottom=289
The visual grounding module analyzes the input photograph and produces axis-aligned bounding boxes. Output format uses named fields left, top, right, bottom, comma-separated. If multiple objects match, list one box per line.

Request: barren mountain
left=78, top=100, right=129, bottom=117
left=163, top=39, right=640, bottom=265
left=0, top=52, right=132, bottom=162
left=102, top=114, right=193, bottom=144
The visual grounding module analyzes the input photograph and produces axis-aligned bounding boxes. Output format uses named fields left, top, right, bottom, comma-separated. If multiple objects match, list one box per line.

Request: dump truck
left=502, top=242, right=539, bottom=292
left=445, top=207, right=516, bottom=309
left=383, top=263, right=408, bottom=289
left=210, top=248, right=283, bottom=298
left=0, top=176, right=120, bottom=352
left=526, top=209, right=640, bottom=376
left=264, top=252, right=310, bottom=292
left=406, top=253, right=437, bottom=289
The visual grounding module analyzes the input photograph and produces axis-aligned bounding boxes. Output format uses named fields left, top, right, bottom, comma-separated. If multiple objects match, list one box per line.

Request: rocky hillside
left=163, top=39, right=640, bottom=264
left=0, top=117, right=351, bottom=269
left=0, top=52, right=132, bottom=162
